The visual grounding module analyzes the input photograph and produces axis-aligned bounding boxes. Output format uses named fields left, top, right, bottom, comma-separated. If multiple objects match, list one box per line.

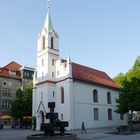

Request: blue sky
left=0, top=0, right=140, bottom=78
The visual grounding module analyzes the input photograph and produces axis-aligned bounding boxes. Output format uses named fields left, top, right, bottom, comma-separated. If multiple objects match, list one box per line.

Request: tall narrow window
left=52, top=72, right=54, bottom=78
left=51, top=37, right=53, bottom=49
left=53, top=91, right=55, bottom=97
left=1, top=99, right=11, bottom=109
left=61, top=114, right=63, bottom=121
left=107, top=92, right=111, bottom=104
left=52, top=59, right=54, bottom=66
left=94, top=108, right=99, bottom=120
left=93, top=89, right=98, bottom=103
left=120, top=114, right=124, bottom=120
left=42, top=36, right=45, bottom=50
left=42, top=59, right=44, bottom=67
left=57, top=71, right=59, bottom=76
left=108, top=109, right=112, bottom=120
left=61, top=87, right=64, bottom=104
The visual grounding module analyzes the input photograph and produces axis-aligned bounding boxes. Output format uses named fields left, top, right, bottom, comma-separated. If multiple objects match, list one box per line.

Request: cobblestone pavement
left=0, top=128, right=140, bottom=140
left=73, top=128, right=140, bottom=140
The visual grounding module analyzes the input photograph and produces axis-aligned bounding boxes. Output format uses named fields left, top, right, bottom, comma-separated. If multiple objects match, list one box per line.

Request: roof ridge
left=72, top=62, right=120, bottom=89
left=3, top=61, right=22, bottom=68
left=72, top=62, right=106, bottom=74
left=72, top=62, right=113, bottom=80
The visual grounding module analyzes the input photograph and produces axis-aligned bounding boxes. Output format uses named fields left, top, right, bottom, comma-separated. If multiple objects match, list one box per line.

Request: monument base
left=27, top=133, right=77, bottom=140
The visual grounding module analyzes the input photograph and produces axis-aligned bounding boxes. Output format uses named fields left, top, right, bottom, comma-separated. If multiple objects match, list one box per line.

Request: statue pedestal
left=27, top=133, right=77, bottom=140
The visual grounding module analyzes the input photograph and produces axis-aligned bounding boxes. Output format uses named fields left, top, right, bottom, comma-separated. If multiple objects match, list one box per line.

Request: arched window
left=93, top=89, right=98, bottom=103
left=61, top=87, right=64, bottom=104
left=51, top=37, right=53, bottom=49
left=107, top=92, right=111, bottom=104
left=42, top=36, right=45, bottom=50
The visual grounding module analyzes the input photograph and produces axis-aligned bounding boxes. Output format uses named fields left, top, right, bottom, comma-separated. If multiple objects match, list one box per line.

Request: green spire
left=44, top=1, right=53, bottom=32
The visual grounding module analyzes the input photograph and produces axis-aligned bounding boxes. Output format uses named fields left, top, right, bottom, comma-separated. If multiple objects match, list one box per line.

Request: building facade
left=33, top=4, right=127, bottom=130
left=0, top=61, right=34, bottom=121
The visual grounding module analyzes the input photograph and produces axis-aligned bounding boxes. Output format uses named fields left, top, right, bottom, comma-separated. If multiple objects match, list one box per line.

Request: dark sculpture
left=42, top=102, right=68, bottom=136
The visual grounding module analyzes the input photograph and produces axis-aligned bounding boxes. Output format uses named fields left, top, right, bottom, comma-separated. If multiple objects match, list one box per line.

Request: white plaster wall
left=32, top=88, right=36, bottom=117
left=55, top=80, right=73, bottom=129
left=37, top=52, right=48, bottom=81
left=73, top=81, right=127, bottom=129
left=55, top=59, right=68, bottom=79
left=33, top=84, right=50, bottom=130
left=37, top=29, right=59, bottom=82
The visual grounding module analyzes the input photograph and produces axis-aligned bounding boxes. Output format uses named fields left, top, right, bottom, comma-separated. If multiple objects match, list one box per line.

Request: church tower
left=37, top=2, right=59, bottom=82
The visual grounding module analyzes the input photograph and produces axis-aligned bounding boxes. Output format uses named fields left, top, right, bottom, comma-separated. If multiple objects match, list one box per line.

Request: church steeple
left=37, top=0, right=59, bottom=82
left=44, top=0, right=53, bottom=33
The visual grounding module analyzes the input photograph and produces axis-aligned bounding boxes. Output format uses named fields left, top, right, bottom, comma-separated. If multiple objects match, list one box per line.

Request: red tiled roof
left=3, top=61, right=22, bottom=71
left=72, top=63, right=121, bottom=89
left=0, top=61, right=22, bottom=78
left=0, top=68, right=9, bottom=75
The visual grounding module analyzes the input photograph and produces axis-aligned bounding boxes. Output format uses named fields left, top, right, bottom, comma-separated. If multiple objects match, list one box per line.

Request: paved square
left=0, top=128, right=140, bottom=140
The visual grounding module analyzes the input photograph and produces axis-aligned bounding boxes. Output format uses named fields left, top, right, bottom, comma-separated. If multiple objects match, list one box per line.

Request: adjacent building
left=33, top=4, right=127, bottom=130
left=0, top=61, right=34, bottom=125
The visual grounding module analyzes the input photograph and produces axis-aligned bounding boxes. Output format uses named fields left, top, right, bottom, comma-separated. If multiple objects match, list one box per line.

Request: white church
left=32, top=3, right=127, bottom=130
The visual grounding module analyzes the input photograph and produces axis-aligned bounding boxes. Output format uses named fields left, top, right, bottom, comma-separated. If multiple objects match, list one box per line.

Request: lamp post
left=128, top=107, right=133, bottom=133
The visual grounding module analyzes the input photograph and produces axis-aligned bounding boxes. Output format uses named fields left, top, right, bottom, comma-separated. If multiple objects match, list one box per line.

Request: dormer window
left=9, top=71, right=16, bottom=76
left=42, top=36, right=45, bottom=50
left=51, top=37, right=53, bottom=49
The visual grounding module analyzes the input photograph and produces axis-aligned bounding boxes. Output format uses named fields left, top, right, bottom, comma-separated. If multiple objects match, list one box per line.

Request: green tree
left=126, top=67, right=140, bottom=81
left=11, top=89, right=25, bottom=127
left=113, top=73, right=125, bottom=86
left=24, top=81, right=33, bottom=116
left=114, top=56, right=140, bottom=85
left=125, top=56, right=140, bottom=80
left=115, top=56, right=140, bottom=114
left=11, top=82, right=33, bottom=127
left=133, top=56, right=140, bottom=69
left=116, top=77, right=140, bottom=113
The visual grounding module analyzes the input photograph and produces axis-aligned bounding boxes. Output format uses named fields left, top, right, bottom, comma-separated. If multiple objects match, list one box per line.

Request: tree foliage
left=113, top=73, right=125, bottom=86
left=133, top=56, right=140, bottom=69
left=23, top=81, right=33, bottom=116
left=116, top=77, right=140, bottom=113
left=11, top=81, right=33, bottom=118
left=114, top=56, right=140, bottom=113
left=11, top=89, right=25, bottom=118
